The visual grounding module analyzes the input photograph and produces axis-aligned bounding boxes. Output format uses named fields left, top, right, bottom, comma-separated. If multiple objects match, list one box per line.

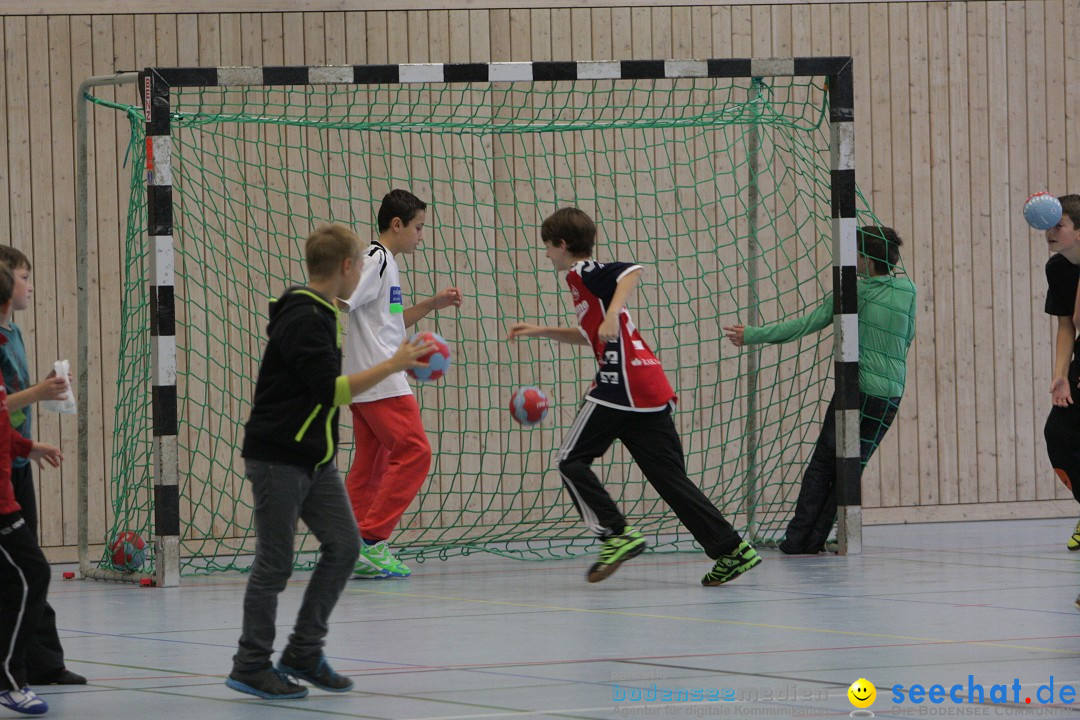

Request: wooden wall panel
left=1022, top=1, right=1048, bottom=504
left=888, top=2, right=916, bottom=508
left=47, top=16, right=76, bottom=541
left=927, top=2, right=954, bottom=506
left=2, top=2, right=1077, bottom=560
left=985, top=1, right=1014, bottom=505
left=25, top=17, right=62, bottom=544
left=89, top=15, right=123, bottom=553
left=966, top=1, right=994, bottom=504
left=904, top=2, right=931, bottom=509
left=947, top=2, right=976, bottom=505
left=1036, top=1, right=1062, bottom=507
left=1006, top=0, right=1037, bottom=503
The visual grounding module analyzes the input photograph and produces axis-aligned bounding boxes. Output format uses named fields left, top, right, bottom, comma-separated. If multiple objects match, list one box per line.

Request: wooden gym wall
left=1, top=0, right=1076, bottom=559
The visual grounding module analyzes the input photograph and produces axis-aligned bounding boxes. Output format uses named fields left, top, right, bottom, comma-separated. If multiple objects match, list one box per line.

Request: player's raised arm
left=344, top=337, right=435, bottom=397
left=404, top=287, right=464, bottom=328
left=723, top=324, right=746, bottom=347
left=506, top=322, right=589, bottom=346
left=1051, top=315, right=1077, bottom=407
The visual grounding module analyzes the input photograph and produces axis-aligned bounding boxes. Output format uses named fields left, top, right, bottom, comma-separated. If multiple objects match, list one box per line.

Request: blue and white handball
left=1023, top=192, right=1063, bottom=231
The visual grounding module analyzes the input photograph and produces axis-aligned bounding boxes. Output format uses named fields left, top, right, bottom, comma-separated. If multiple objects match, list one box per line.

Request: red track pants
left=345, top=395, right=432, bottom=541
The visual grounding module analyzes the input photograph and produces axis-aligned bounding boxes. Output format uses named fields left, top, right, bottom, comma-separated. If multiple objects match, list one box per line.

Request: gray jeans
left=233, top=459, right=360, bottom=672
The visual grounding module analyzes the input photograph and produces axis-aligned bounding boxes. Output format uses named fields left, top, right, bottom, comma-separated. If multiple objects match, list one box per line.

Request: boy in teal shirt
left=724, top=226, right=916, bottom=554
left=0, top=246, right=82, bottom=686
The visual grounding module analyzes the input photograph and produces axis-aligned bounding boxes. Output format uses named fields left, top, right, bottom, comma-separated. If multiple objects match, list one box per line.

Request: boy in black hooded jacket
left=227, top=224, right=431, bottom=700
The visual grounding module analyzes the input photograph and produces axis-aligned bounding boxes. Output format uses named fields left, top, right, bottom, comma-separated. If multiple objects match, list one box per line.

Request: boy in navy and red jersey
left=507, top=207, right=760, bottom=586
left=0, top=261, right=64, bottom=716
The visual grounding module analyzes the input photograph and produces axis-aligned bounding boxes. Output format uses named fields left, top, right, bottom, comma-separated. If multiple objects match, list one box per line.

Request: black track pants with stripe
left=12, top=465, right=66, bottom=681
left=1044, top=360, right=1080, bottom=504
left=0, top=512, right=50, bottom=692
left=556, top=401, right=742, bottom=559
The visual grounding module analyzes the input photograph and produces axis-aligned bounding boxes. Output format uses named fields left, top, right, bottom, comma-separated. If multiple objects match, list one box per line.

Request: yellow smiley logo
left=847, top=678, right=876, bottom=709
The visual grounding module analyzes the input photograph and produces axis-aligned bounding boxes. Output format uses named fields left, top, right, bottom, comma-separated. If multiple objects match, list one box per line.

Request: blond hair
left=305, top=224, right=360, bottom=279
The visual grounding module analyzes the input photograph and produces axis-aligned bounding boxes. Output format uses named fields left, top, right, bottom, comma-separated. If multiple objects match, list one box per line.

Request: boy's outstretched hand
left=432, top=287, right=464, bottom=310
left=1050, top=376, right=1075, bottom=407
left=723, top=324, right=746, bottom=347
left=506, top=322, right=541, bottom=341
left=390, top=337, right=436, bottom=371
left=28, top=441, right=62, bottom=470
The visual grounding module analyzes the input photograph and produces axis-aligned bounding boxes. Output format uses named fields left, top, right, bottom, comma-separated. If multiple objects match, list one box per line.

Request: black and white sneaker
left=277, top=651, right=353, bottom=693
left=225, top=667, right=308, bottom=699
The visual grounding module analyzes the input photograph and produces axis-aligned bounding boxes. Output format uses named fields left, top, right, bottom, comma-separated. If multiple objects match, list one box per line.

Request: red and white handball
left=509, top=386, right=550, bottom=426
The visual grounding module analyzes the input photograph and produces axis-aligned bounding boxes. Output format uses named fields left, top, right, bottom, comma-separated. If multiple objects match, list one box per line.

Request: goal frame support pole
left=827, top=61, right=861, bottom=556
left=75, top=71, right=162, bottom=584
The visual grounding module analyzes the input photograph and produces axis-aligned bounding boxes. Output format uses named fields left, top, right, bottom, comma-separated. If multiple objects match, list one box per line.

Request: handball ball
left=110, top=531, right=146, bottom=572
left=406, top=331, right=451, bottom=382
left=509, top=386, right=550, bottom=426
left=1023, top=192, right=1063, bottom=231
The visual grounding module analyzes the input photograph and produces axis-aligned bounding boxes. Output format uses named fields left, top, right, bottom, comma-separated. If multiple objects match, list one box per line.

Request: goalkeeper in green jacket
left=724, top=226, right=917, bottom=554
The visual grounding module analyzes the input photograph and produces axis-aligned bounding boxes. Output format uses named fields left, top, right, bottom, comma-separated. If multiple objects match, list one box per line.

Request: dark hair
left=377, top=189, right=427, bottom=233
left=541, top=207, right=596, bottom=257
left=1058, top=194, right=1080, bottom=230
left=0, top=246, right=30, bottom=272
left=0, top=262, right=13, bottom=306
left=305, top=224, right=360, bottom=279
left=858, top=225, right=902, bottom=274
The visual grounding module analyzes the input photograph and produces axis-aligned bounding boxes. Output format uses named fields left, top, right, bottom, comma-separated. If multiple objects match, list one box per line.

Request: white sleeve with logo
left=342, top=247, right=412, bottom=402
left=344, top=246, right=386, bottom=311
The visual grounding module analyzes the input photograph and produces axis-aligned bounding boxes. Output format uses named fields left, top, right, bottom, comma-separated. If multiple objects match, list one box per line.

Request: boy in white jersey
left=507, top=207, right=760, bottom=586
left=342, top=190, right=463, bottom=578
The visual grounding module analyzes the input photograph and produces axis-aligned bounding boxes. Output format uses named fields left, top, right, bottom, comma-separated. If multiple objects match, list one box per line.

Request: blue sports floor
left=21, top=518, right=1080, bottom=719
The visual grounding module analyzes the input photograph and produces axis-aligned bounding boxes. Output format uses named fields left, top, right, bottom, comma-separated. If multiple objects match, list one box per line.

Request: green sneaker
left=701, top=540, right=761, bottom=586
left=352, top=563, right=390, bottom=579
left=586, top=528, right=646, bottom=583
left=1068, top=518, right=1080, bottom=551
left=355, top=541, right=411, bottom=578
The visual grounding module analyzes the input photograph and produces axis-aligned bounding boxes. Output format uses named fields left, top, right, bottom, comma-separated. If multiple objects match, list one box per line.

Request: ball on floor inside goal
left=406, top=331, right=451, bottom=382
left=1023, top=192, right=1062, bottom=231
left=109, top=531, right=146, bottom=572
left=509, top=386, right=550, bottom=426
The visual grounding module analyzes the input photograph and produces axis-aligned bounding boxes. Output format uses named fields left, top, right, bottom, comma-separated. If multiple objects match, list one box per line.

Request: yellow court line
left=348, top=587, right=1079, bottom=655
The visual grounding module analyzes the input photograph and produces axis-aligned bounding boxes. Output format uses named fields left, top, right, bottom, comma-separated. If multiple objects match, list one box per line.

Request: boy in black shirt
left=1043, top=194, right=1080, bottom=553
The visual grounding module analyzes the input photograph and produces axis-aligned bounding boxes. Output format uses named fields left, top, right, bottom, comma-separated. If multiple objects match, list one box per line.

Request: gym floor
left=30, top=518, right=1080, bottom=719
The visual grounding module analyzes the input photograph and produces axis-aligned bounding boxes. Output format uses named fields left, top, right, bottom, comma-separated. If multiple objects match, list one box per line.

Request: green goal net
left=92, top=71, right=883, bottom=575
